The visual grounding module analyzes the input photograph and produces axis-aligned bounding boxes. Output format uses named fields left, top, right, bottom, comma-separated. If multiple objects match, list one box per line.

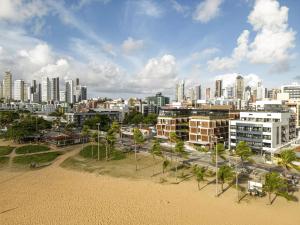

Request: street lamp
left=96, top=123, right=100, bottom=161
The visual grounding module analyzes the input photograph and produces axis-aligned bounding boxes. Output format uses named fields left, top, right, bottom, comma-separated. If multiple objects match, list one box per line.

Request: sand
left=1, top=150, right=300, bottom=225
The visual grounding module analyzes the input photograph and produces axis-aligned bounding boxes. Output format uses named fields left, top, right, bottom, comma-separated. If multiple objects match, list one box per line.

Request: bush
left=13, top=152, right=62, bottom=165
left=0, top=156, right=9, bottom=165
left=0, top=146, right=15, bottom=156
left=15, top=145, right=50, bottom=154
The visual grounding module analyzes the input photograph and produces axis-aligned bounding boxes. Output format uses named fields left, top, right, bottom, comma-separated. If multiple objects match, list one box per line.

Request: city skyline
left=0, top=0, right=300, bottom=98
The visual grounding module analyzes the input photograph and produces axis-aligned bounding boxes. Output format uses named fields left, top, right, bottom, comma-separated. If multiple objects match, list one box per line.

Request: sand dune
left=0, top=160, right=300, bottom=225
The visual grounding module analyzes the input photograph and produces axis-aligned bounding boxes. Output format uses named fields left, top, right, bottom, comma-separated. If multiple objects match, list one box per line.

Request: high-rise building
left=76, top=78, right=80, bottom=86
left=3, top=71, right=13, bottom=100
left=81, top=86, right=87, bottom=101
left=281, top=83, right=300, bottom=100
left=0, top=82, right=3, bottom=99
left=41, top=76, right=51, bottom=102
left=205, top=88, right=211, bottom=100
left=65, top=80, right=74, bottom=104
left=24, top=83, right=30, bottom=102
left=14, top=80, right=24, bottom=101
left=194, top=85, right=201, bottom=100
left=215, top=80, right=222, bottom=98
left=51, top=77, right=60, bottom=102
left=256, top=82, right=264, bottom=100
left=176, top=80, right=185, bottom=102
left=60, top=90, right=66, bottom=102
left=235, top=75, right=244, bottom=99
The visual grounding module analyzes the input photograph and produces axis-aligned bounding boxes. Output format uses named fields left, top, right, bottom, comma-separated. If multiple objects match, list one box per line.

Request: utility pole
left=97, top=123, right=100, bottom=161
left=215, top=136, right=218, bottom=197
left=235, top=157, right=239, bottom=203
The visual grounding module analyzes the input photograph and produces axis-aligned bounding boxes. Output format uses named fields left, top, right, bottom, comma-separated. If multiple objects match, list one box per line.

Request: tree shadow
left=0, top=207, right=18, bottom=214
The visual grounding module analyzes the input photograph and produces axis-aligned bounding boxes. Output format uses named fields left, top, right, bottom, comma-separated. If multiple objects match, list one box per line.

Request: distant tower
left=14, top=80, right=24, bottom=101
left=65, top=80, right=74, bottom=104
left=3, top=71, right=13, bottom=100
left=176, top=80, right=185, bottom=102
left=194, top=85, right=201, bottom=100
left=235, top=75, right=244, bottom=99
left=51, top=77, right=60, bottom=102
left=206, top=88, right=211, bottom=100
left=76, top=78, right=80, bottom=86
left=41, top=76, right=51, bottom=102
left=215, top=80, right=222, bottom=98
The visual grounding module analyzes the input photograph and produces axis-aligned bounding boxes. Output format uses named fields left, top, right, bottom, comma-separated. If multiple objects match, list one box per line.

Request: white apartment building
left=229, top=111, right=296, bottom=154
left=41, top=76, right=51, bottom=102
left=65, top=80, right=74, bottom=104
left=281, top=83, right=300, bottom=100
left=14, top=80, right=24, bottom=101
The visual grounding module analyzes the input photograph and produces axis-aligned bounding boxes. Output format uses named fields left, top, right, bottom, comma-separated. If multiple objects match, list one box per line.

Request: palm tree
left=193, top=165, right=206, bottom=190
left=162, top=159, right=170, bottom=174
left=279, top=149, right=297, bottom=176
left=169, top=132, right=178, bottom=164
left=264, top=172, right=289, bottom=205
left=105, top=128, right=116, bottom=161
left=235, top=141, right=252, bottom=163
left=211, top=143, right=226, bottom=163
left=150, top=139, right=162, bottom=175
left=174, top=139, right=187, bottom=179
left=133, top=128, right=145, bottom=171
left=218, top=165, right=234, bottom=193
left=81, top=125, right=90, bottom=151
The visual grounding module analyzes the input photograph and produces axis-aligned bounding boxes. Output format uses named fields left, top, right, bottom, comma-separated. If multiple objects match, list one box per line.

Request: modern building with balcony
left=229, top=111, right=296, bottom=154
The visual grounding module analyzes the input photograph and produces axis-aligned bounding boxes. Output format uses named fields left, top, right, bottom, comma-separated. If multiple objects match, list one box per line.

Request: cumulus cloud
left=128, top=55, right=178, bottom=94
left=121, top=37, right=144, bottom=54
left=18, top=44, right=54, bottom=66
left=0, top=0, right=49, bottom=23
left=193, top=0, right=223, bottom=23
left=208, top=0, right=295, bottom=73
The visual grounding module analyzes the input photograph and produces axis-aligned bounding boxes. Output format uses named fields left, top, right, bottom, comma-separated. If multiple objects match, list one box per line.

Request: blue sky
left=0, top=0, right=299, bottom=99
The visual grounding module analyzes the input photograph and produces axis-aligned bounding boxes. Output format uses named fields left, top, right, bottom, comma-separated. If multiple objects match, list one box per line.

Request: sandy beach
left=1, top=152, right=300, bottom=225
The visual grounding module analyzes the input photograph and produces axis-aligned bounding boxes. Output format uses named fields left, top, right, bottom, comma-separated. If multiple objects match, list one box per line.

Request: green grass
left=0, top=156, right=9, bottom=166
left=0, top=146, right=15, bottom=156
left=13, top=152, right=62, bottom=165
left=79, top=144, right=126, bottom=161
left=15, top=145, right=50, bottom=154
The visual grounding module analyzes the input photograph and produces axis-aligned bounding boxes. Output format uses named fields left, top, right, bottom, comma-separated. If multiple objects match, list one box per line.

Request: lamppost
left=97, top=123, right=100, bottom=161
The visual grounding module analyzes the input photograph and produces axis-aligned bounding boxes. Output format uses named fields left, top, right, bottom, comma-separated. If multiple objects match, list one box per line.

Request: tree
left=133, top=128, right=145, bottom=171
left=174, top=139, right=187, bottom=179
left=143, top=114, right=158, bottom=125
left=169, top=132, right=178, bottom=164
left=211, top=143, right=226, bottom=163
left=150, top=139, right=162, bottom=175
left=236, top=141, right=252, bottom=162
left=81, top=125, right=90, bottom=150
left=162, top=159, right=170, bottom=174
left=105, top=128, right=116, bottom=161
left=193, top=165, right=206, bottom=190
left=218, top=165, right=234, bottom=192
left=111, top=121, right=120, bottom=137
left=264, top=172, right=290, bottom=205
left=91, top=132, right=98, bottom=158
left=279, top=149, right=297, bottom=176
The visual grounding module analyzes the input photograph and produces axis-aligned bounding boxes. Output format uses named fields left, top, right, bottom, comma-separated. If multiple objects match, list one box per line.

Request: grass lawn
left=13, top=152, right=62, bottom=165
left=0, top=146, right=15, bottom=156
left=0, top=156, right=9, bottom=166
left=15, top=145, right=50, bottom=154
left=80, top=144, right=126, bottom=161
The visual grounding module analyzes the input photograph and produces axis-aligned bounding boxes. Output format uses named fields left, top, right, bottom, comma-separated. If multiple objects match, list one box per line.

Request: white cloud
left=193, top=0, right=223, bottom=23
left=135, top=0, right=163, bottom=17
left=18, top=44, right=54, bottom=66
left=0, top=0, right=49, bottom=23
left=170, top=0, right=189, bottom=16
left=207, top=0, right=295, bottom=72
left=128, top=55, right=178, bottom=94
left=122, top=37, right=144, bottom=54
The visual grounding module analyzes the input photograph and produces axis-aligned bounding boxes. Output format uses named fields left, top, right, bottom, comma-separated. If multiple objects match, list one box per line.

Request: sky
left=0, top=0, right=299, bottom=99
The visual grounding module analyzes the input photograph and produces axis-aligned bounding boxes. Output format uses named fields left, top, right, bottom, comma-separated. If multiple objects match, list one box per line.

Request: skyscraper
left=14, top=80, right=24, bottom=101
left=194, top=85, right=201, bottom=100
left=206, top=88, right=211, bottom=100
left=76, top=78, right=80, bottom=86
left=51, top=77, right=60, bottom=102
left=176, top=80, right=185, bottom=102
left=3, top=71, right=12, bottom=100
left=215, top=80, right=222, bottom=98
left=59, top=90, right=66, bottom=102
left=0, top=82, right=3, bottom=99
left=41, top=76, right=51, bottom=102
left=235, top=75, right=244, bottom=99
left=65, top=80, right=74, bottom=104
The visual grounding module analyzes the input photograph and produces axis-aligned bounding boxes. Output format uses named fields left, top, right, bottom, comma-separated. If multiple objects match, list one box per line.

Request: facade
left=14, top=80, right=24, bottom=101
left=41, top=76, right=51, bottom=102
left=194, top=85, right=201, bottom=100
left=51, top=77, right=60, bottom=102
left=65, top=80, right=74, bottom=104
left=215, top=80, right=222, bottom=98
left=176, top=80, right=185, bottom=102
left=0, top=82, right=2, bottom=99
left=205, top=88, right=211, bottom=100
left=229, top=111, right=296, bottom=153
left=3, top=71, right=13, bottom=100
left=235, top=75, right=244, bottom=100
left=281, top=84, right=300, bottom=100
left=145, top=92, right=170, bottom=114
left=189, top=114, right=229, bottom=148
left=59, top=90, right=66, bottom=102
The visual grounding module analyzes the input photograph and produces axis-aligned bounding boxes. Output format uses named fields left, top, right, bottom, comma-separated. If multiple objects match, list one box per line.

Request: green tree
left=264, top=172, right=291, bottom=205
left=236, top=141, right=252, bottom=162
left=193, top=165, right=207, bottom=190
left=169, top=132, right=178, bottom=164
left=143, top=114, right=158, bottom=125
left=81, top=125, right=90, bottom=150
left=162, top=159, right=170, bottom=174
left=105, top=128, right=116, bottom=161
left=211, top=143, right=226, bottom=163
left=279, top=149, right=297, bottom=176
left=133, top=128, right=145, bottom=171
left=150, top=139, right=162, bottom=175
left=218, top=165, right=234, bottom=192
left=174, top=139, right=187, bottom=179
